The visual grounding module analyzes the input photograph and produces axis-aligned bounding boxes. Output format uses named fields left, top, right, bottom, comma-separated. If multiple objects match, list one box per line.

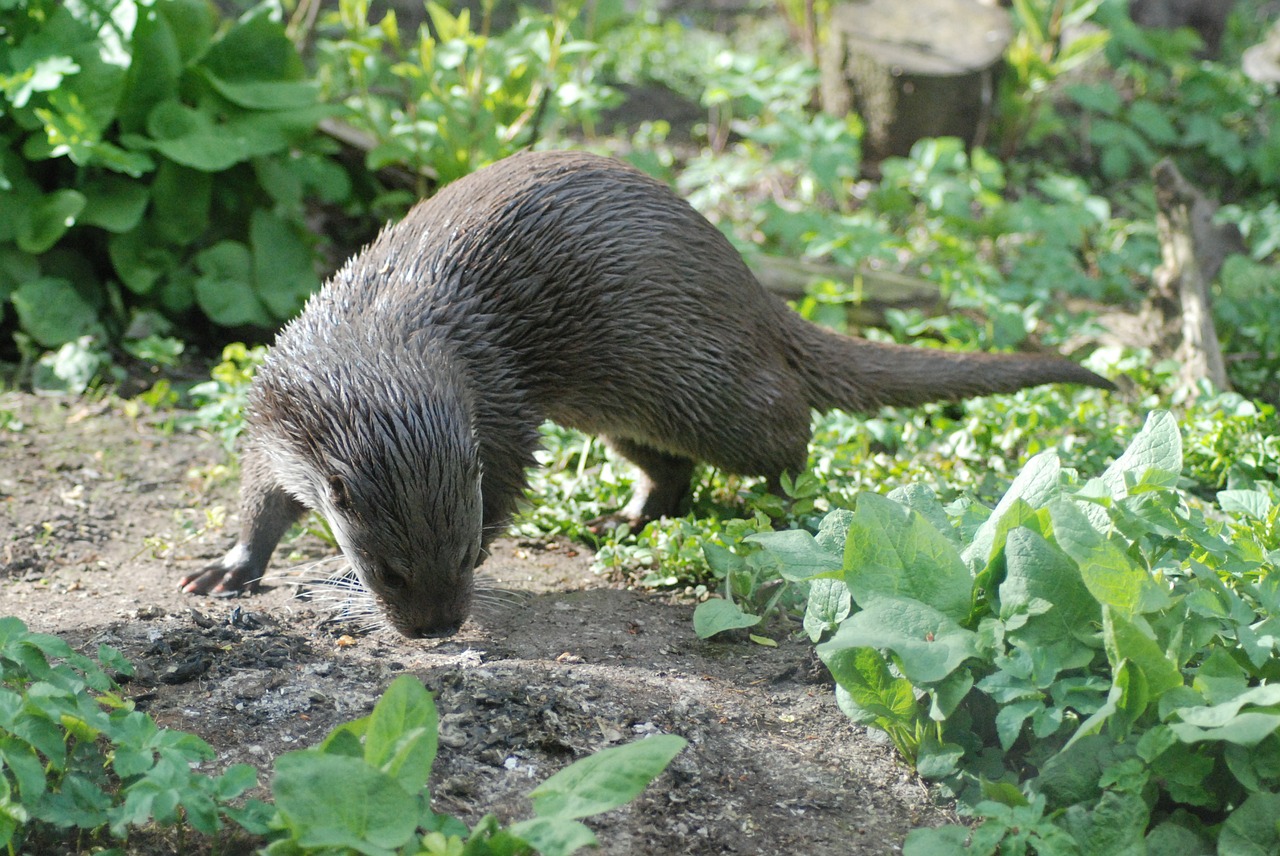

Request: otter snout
left=405, top=618, right=465, bottom=639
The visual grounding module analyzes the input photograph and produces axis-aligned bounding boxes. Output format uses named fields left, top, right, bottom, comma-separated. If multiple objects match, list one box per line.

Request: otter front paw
left=179, top=544, right=264, bottom=596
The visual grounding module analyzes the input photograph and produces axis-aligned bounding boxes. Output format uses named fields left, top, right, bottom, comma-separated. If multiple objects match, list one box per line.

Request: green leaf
left=11, top=278, right=100, bottom=347
left=194, top=241, right=272, bottom=327
left=272, top=753, right=419, bottom=854
left=903, top=825, right=972, bottom=855
left=915, top=734, right=964, bottom=780
left=118, top=4, right=182, bottom=135
left=1218, top=489, right=1272, bottom=520
left=1169, top=684, right=1280, bottom=746
left=803, top=578, right=852, bottom=642
left=1049, top=497, right=1162, bottom=616
left=78, top=176, right=150, bottom=233
left=202, top=73, right=320, bottom=110
left=1217, top=792, right=1280, bottom=856
left=250, top=209, right=318, bottom=319
left=17, top=189, right=85, bottom=254
left=361, top=675, right=438, bottom=795
left=202, top=7, right=306, bottom=85
left=108, top=226, right=176, bottom=295
left=844, top=492, right=973, bottom=622
left=821, top=646, right=917, bottom=721
left=963, top=450, right=1061, bottom=568
left=528, top=734, right=686, bottom=820
left=1103, top=609, right=1183, bottom=701
left=746, top=529, right=841, bottom=581
left=1099, top=410, right=1183, bottom=498
left=692, top=598, right=760, bottom=638
left=818, top=596, right=980, bottom=684
left=506, top=816, right=597, bottom=856
left=151, top=161, right=211, bottom=245
left=999, top=526, right=1100, bottom=643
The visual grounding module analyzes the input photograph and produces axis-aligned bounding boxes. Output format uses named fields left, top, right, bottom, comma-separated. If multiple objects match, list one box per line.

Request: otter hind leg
left=590, top=437, right=695, bottom=532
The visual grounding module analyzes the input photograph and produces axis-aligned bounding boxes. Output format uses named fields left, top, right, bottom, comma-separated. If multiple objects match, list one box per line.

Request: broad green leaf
left=151, top=161, right=210, bottom=244
left=844, top=492, right=972, bottom=622
left=915, top=734, right=964, bottom=780
left=250, top=208, right=318, bottom=319
left=1192, top=647, right=1250, bottom=704
left=1218, top=489, right=1272, bottom=520
left=821, top=646, right=916, bottom=721
left=887, top=483, right=961, bottom=548
left=528, top=734, right=686, bottom=820
left=194, top=241, right=273, bottom=327
left=1049, top=497, right=1163, bottom=616
left=78, top=176, right=149, bottom=233
left=963, top=450, right=1061, bottom=568
left=17, top=190, right=85, bottom=254
left=692, top=598, right=760, bottom=638
left=1099, top=410, right=1182, bottom=497
left=815, top=508, right=854, bottom=554
left=202, top=7, right=306, bottom=84
left=118, top=5, right=182, bottom=135
left=928, top=667, right=973, bottom=720
left=995, top=699, right=1043, bottom=750
left=1037, top=733, right=1134, bottom=807
left=999, top=526, right=1100, bottom=643
left=108, top=226, right=176, bottom=295
left=1169, top=685, right=1280, bottom=746
left=1103, top=609, right=1183, bottom=701
left=11, top=278, right=99, bottom=347
left=803, top=579, right=852, bottom=643
left=146, top=101, right=295, bottom=171
left=747, top=528, right=841, bottom=581
left=362, top=675, right=438, bottom=795
left=202, top=73, right=320, bottom=110
left=1145, top=819, right=1214, bottom=855
left=156, top=0, right=217, bottom=63
left=1060, top=789, right=1149, bottom=856
left=507, top=816, right=597, bottom=856
left=272, top=753, right=418, bottom=854
left=818, top=596, right=980, bottom=684
left=903, top=825, right=972, bottom=855
left=1217, top=792, right=1280, bottom=856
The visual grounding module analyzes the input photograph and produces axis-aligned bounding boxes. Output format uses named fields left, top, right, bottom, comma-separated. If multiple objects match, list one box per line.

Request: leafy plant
left=0, top=0, right=348, bottom=351
left=257, top=674, right=686, bottom=856
left=311, top=0, right=615, bottom=195
left=0, top=616, right=257, bottom=851
left=997, top=0, right=1111, bottom=158
left=727, top=411, right=1280, bottom=852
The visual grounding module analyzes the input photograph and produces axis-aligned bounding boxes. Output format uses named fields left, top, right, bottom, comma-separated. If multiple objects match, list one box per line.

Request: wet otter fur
left=180, top=150, right=1114, bottom=637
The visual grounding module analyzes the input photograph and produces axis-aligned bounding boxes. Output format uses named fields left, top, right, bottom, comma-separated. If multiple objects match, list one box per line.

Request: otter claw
left=179, top=546, right=264, bottom=595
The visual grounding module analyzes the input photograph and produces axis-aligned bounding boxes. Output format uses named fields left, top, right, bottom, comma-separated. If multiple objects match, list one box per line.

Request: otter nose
left=410, top=620, right=462, bottom=639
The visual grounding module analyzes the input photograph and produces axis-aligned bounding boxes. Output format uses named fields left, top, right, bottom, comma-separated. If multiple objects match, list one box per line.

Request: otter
left=180, top=150, right=1113, bottom=637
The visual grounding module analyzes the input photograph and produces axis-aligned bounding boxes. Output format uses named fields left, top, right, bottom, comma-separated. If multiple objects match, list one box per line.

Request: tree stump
left=819, top=0, right=1012, bottom=163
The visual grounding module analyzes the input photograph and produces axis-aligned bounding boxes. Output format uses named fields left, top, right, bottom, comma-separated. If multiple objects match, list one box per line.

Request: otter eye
left=328, top=474, right=352, bottom=512
left=378, top=563, right=409, bottom=591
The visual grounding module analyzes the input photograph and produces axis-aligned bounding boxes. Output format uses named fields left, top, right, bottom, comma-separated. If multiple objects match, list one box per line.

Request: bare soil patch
left=0, top=390, right=952, bottom=854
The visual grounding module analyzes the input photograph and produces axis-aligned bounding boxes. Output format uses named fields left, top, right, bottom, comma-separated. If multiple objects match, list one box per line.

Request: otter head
left=264, top=342, right=486, bottom=639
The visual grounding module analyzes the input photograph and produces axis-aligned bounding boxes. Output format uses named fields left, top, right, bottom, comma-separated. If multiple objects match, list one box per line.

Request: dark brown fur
left=181, top=150, right=1113, bottom=637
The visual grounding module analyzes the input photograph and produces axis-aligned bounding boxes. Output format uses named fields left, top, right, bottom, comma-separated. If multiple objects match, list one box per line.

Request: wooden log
left=749, top=254, right=943, bottom=327
left=1148, top=159, right=1242, bottom=392
left=819, top=0, right=1012, bottom=163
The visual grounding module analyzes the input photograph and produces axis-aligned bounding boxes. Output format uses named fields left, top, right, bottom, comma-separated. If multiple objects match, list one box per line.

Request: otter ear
left=328, top=474, right=352, bottom=511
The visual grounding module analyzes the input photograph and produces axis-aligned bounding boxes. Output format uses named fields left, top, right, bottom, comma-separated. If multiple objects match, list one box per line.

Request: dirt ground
left=0, top=389, right=955, bottom=854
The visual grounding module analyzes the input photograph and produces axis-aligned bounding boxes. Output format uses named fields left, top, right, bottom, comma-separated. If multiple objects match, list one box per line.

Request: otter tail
left=790, top=321, right=1115, bottom=414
